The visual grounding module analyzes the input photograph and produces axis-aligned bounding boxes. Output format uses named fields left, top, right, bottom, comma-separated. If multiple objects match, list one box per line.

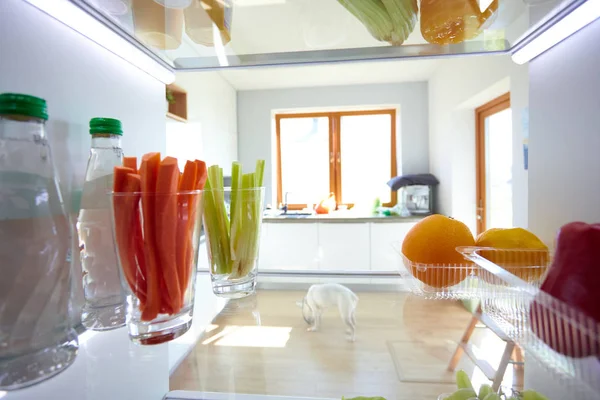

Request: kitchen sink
left=280, top=214, right=310, bottom=218
left=267, top=211, right=314, bottom=218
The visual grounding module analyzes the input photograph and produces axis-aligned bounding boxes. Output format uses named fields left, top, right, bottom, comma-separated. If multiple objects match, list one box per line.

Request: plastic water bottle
left=0, top=93, right=77, bottom=389
left=78, top=117, right=125, bottom=330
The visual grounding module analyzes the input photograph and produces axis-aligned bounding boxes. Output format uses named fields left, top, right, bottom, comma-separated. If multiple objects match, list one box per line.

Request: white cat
left=296, top=283, right=358, bottom=342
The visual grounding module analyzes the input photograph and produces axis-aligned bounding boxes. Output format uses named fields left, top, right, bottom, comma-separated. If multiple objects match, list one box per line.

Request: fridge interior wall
left=0, top=0, right=167, bottom=206
left=523, top=15, right=600, bottom=399
left=528, top=18, right=600, bottom=246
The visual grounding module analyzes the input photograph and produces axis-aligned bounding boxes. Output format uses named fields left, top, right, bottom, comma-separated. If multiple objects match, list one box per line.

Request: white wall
left=0, top=0, right=166, bottom=206
left=527, top=18, right=600, bottom=247
left=428, top=55, right=529, bottom=233
left=167, top=72, right=237, bottom=175
left=1, top=1, right=167, bottom=397
left=237, top=82, right=429, bottom=204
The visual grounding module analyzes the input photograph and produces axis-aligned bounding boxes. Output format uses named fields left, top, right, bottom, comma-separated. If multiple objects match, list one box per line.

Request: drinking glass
left=110, top=190, right=202, bottom=345
left=202, top=187, right=264, bottom=298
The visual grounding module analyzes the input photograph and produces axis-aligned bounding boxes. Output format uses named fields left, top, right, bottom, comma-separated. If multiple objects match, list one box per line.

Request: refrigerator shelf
left=461, top=247, right=600, bottom=400
left=72, top=0, right=587, bottom=70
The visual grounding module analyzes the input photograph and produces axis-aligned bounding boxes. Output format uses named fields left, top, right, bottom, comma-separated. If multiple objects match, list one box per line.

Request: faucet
left=281, top=191, right=291, bottom=214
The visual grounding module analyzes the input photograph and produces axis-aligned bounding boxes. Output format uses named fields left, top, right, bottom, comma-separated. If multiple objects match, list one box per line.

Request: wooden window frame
left=475, top=93, right=511, bottom=235
left=276, top=109, right=398, bottom=211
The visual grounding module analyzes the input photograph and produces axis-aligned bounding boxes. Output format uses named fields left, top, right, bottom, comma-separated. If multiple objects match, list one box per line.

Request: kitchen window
left=275, top=109, right=397, bottom=210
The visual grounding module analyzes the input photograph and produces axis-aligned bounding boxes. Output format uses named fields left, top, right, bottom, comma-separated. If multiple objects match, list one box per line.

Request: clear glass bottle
left=0, top=93, right=78, bottom=390
left=78, top=117, right=126, bottom=330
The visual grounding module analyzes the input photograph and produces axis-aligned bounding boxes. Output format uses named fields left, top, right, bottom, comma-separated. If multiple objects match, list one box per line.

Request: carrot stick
left=132, top=209, right=147, bottom=305
left=114, top=166, right=134, bottom=192
left=177, top=161, right=198, bottom=303
left=123, top=174, right=147, bottom=305
left=155, top=156, right=182, bottom=313
left=194, top=160, right=208, bottom=190
left=123, top=156, right=138, bottom=173
left=159, top=276, right=174, bottom=315
left=140, top=152, right=161, bottom=321
left=179, top=163, right=196, bottom=192
left=113, top=168, right=147, bottom=304
left=123, top=157, right=146, bottom=302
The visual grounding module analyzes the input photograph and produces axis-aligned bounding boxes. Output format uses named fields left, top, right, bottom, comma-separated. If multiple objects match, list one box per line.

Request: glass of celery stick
left=202, top=161, right=265, bottom=298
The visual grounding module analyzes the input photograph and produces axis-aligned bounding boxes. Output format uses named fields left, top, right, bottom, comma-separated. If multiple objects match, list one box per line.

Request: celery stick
left=207, top=165, right=231, bottom=274
left=255, top=159, right=265, bottom=187
left=203, top=178, right=222, bottom=274
left=229, top=162, right=243, bottom=276
left=238, top=172, right=260, bottom=278
left=232, top=173, right=251, bottom=277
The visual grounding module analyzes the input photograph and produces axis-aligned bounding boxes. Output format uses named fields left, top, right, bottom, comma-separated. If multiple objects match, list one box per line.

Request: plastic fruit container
left=392, top=242, right=479, bottom=299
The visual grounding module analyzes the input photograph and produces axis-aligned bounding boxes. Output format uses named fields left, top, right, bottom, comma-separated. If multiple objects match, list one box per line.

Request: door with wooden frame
left=476, top=93, right=513, bottom=235
left=275, top=110, right=397, bottom=210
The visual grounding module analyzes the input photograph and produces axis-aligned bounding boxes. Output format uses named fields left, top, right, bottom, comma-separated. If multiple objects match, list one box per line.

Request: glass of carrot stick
left=110, top=153, right=207, bottom=345
left=202, top=160, right=265, bottom=298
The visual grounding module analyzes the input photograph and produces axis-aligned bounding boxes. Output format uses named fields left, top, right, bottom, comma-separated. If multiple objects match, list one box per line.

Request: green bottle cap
left=89, top=117, right=123, bottom=135
left=0, top=93, right=48, bottom=120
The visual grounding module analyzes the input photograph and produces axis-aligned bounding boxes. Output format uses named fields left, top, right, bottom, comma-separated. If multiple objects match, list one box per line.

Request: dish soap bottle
left=0, top=93, right=78, bottom=389
left=78, top=118, right=126, bottom=330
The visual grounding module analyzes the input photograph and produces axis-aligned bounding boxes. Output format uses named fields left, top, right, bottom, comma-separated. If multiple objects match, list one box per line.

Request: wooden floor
left=171, top=289, right=508, bottom=399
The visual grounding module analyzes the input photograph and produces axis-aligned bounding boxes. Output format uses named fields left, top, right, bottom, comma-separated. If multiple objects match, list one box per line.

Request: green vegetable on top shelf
left=337, top=0, right=417, bottom=45
left=203, top=160, right=265, bottom=278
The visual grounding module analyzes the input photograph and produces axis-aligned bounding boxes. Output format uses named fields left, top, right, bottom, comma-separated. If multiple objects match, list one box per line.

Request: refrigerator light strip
left=512, top=0, right=600, bottom=64
left=24, top=0, right=176, bottom=84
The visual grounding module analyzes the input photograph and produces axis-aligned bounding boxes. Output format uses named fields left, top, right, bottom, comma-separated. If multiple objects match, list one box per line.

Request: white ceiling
left=218, top=58, right=440, bottom=90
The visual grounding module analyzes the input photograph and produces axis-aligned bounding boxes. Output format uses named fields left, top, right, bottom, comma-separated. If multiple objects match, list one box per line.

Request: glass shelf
left=74, top=0, right=581, bottom=70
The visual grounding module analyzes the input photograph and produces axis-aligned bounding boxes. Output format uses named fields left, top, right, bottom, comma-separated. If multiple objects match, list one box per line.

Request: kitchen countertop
left=263, top=213, right=426, bottom=223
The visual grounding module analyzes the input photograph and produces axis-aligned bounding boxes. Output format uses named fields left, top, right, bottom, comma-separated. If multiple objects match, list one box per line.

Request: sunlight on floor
left=202, top=325, right=292, bottom=348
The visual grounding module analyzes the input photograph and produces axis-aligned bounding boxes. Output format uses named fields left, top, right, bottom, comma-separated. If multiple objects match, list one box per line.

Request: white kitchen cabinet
left=318, top=223, right=370, bottom=271
left=260, top=223, right=319, bottom=271
left=369, top=222, right=416, bottom=271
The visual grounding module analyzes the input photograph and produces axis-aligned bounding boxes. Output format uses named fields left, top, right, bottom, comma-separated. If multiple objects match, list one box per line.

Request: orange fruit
left=402, top=214, right=475, bottom=288
left=475, top=227, right=549, bottom=282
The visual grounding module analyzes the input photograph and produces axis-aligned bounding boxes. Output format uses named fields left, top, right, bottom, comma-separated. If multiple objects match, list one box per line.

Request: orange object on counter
left=420, top=0, right=498, bottom=45
left=315, top=193, right=336, bottom=214
left=132, top=0, right=184, bottom=50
